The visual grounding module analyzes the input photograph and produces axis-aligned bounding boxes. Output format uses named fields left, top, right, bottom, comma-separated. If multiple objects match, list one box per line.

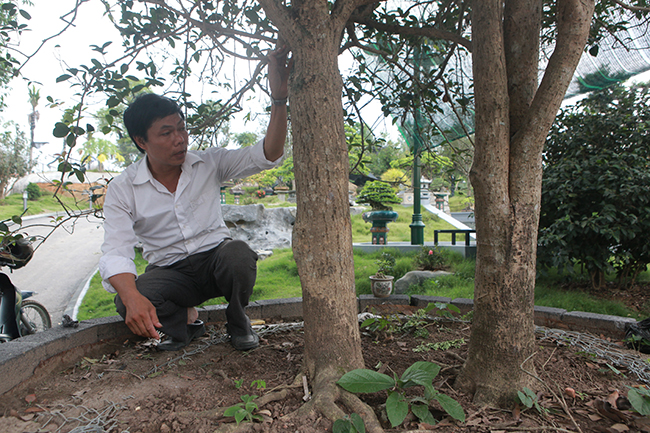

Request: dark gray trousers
left=115, top=239, right=258, bottom=343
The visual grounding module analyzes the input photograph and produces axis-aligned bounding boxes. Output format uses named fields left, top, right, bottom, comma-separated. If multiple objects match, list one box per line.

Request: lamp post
left=409, top=44, right=425, bottom=245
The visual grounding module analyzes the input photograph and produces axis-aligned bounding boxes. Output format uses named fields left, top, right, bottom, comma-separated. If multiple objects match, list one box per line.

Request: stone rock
left=222, top=204, right=365, bottom=252
left=394, top=270, right=453, bottom=294
left=222, top=204, right=295, bottom=252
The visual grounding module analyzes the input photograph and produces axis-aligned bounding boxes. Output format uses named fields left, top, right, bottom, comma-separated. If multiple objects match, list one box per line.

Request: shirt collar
left=132, top=151, right=204, bottom=186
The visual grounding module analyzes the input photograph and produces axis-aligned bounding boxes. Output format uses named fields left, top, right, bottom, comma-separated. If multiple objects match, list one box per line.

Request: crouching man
left=99, top=48, right=290, bottom=351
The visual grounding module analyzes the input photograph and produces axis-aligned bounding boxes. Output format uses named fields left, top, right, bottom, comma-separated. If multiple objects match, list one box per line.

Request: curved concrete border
left=0, top=295, right=636, bottom=396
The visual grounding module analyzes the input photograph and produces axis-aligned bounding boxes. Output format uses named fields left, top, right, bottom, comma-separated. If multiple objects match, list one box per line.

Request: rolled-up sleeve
left=212, top=139, right=282, bottom=182
left=99, top=179, right=139, bottom=293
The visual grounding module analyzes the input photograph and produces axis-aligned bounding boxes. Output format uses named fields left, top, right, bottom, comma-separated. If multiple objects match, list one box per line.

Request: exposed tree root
left=181, top=371, right=387, bottom=432
left=291, top=373, right=385, bottom=433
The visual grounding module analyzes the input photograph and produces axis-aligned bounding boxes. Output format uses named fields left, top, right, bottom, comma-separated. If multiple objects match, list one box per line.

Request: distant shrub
left=414, top=246, right=446, bottom=271
left=25, top=183, right=42, bottom=200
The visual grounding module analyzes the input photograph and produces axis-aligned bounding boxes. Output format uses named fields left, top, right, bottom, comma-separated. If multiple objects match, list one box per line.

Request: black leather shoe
left=157, top=320, right=206, bottom=352
left=230, top=328, right=259, bottom=351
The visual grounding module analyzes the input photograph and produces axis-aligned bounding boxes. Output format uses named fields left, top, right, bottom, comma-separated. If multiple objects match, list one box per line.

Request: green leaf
left=628, top=388, right=650, bottom=416
left=53, top=122, right=70, bottom=138
left=19, top=9, right=31, bottom=19
left=0, top=222, right=8, bottom=232
left=337, top=369, right=394, bottom=393
left=74, top=169, right=85, bottom=183
left=223, top=404, right=242, bottom=417
left=332, top=419, right=351, bottom=433
left=66, top=133, right=77, bottom=147
left=350, top=413, right=365, bottom=433
left=56, top=74, right=72, bottom=83
left=434, top=393, right=465, bottom=422
left=411, top=403, right=435, bottom=425
left=386, top=391, right=408, bottom=427
left=234, top=410, right=246, bottom=425
left=401, top=361, right=440, bottom=387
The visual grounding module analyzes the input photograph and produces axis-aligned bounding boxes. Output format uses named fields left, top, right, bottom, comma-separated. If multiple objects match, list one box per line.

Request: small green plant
left=251, top=379, right=266, bottom=390
left=413, top=338, right=465, bottom=353
left=375, top=252, right=395, bottom=278
left=627, top=386, right=650, bottom=416
left=223, top=394, right=262, bottom=425
left=234, top=378, right=245, bottom=389
left=518, top=387, right=547, bottom=414
left=333, top=413, right=365, bottom=433
left=423, top=302, right=462, bottom=319
left=25, top=183, right=42, bottom=200
left=414, top=246, right=446, bottom=271
left=337, top=361, right=465, bottom=428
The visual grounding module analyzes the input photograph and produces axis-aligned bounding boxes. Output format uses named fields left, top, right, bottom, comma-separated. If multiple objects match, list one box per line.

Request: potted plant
left=356, top=181, right=401, bottom=244
left=369, top=252, right=395, bottom=297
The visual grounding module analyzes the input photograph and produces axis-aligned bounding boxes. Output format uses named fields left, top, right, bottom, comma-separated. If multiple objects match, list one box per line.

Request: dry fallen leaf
left=565, top=387, right=576, bottom=398
left=24, top=407, right=44, bottom=414
left=611, top=423, right=630, bottom=432
left=24, top=394, right=36, bottom=403
left=607, top=390, right=620, bottom=407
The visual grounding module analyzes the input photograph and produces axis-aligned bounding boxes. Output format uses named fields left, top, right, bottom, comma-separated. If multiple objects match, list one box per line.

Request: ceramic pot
left=369, top=275, right=394, bottom=297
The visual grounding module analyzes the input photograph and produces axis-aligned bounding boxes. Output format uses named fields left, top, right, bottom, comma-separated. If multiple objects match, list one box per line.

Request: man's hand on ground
left=124, top=294, right=162, bottom=339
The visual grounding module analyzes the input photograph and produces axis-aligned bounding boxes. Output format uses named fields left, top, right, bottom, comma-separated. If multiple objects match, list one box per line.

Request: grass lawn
left=77, top=246, right=649, bottom=322
left=0, top=192, right=83, bottom=221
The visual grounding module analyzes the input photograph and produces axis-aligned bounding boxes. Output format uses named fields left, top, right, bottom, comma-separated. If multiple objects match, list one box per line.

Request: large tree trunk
left=456, top=0, right=595, bottom=406
left=268, top=0, right=366, bottom=407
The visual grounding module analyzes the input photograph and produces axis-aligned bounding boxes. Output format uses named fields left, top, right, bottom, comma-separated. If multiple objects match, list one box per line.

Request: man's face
left=136, top=113, right=188, bottom=171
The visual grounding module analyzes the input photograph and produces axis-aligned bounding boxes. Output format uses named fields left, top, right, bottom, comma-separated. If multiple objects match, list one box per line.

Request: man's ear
left=135, top=136, right=147, bottom=151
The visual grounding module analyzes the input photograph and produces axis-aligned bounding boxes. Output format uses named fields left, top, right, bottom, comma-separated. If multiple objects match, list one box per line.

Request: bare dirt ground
left=2, top=300, right=650, bottom=433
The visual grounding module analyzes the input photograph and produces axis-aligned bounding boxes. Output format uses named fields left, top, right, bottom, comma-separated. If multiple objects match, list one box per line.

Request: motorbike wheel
left=20, top=300, right=52, bottom=336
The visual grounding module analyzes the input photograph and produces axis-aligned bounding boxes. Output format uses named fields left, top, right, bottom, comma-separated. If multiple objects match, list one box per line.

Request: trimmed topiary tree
left=356, top=181, right=401, bottom=211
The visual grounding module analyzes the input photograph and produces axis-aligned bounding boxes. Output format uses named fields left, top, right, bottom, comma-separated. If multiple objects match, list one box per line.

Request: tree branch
left=611, top=0, right=650, bottom=12
left=351, top=15, right=472, bottom=51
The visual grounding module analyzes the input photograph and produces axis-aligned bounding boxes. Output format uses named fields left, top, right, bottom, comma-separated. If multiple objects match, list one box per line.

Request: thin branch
left=611, top=0, right=650, bottom=12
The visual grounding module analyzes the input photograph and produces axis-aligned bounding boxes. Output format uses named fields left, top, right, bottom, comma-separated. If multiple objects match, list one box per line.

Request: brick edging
left=0, top=296, right=637, bottom=396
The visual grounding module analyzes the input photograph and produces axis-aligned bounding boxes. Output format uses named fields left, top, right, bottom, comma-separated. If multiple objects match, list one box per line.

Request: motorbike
left=0, top=238, right=52, bottom=342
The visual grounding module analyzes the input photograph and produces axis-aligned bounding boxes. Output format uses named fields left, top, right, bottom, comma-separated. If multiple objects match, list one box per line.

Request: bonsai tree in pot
left=369, top=252, right=396, bottom=297
left=357, top=181, right=401, bottom=245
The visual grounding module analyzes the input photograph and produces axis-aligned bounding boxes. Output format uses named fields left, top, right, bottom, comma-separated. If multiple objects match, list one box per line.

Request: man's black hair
left=123, top=94, right=185, bottom=153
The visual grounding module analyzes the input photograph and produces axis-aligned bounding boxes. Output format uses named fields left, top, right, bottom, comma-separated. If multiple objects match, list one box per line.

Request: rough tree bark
left=259, top=0, right=379, bottom=426
left=455, top=0, right=596, bottom=406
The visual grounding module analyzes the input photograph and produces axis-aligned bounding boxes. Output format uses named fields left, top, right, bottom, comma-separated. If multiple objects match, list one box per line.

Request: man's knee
left=219, top=240, right=258, bottom=271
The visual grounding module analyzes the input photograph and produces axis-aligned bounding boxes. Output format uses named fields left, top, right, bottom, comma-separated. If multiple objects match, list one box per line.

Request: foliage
left=356, top=181, right=400, bottom=211
left=361, top=302, right=462, bottom=341
left=337, top=361, right=465, bottom=427
left=414, top=246, right=446, bottom=271
left=333, top=413, right=365, bottom=433
left=347, top=123, right=385, bottom=175
left=539, top=83, right=650, bottom=289
left=380, top=168, right=409, bottom=187
left=25, top=182, right=40, bottom=200
left=0, top=121, right=31, bottom=199
left=79, top=137, right=124, bottom=170
left=627, top=386, right=650, bottom=416
left=0, top=1, right=32, bottom=108
left=223, top=394, right=262, bottom=425
left=518, top=387, right=547, bottom=415
left=374, top=251, right=395, bottom=277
